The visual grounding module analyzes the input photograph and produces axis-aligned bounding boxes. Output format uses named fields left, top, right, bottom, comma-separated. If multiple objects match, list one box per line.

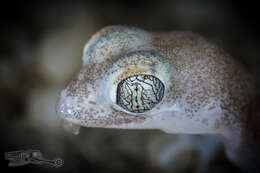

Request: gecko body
left=56, top=26, right=259, bottom=171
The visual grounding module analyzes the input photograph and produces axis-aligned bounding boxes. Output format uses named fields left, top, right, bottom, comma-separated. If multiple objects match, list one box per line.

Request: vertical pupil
left=116, top=74, right=164, bottom=113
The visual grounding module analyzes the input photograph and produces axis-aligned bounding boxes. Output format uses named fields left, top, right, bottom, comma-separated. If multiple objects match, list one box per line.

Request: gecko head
left=56, top=25, right=254, bottom=138
left=56, top=25, right=182, bottom=132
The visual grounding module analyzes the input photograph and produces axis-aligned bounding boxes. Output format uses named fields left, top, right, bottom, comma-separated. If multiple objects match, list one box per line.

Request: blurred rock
left=36, top=6, right=98, bottom=86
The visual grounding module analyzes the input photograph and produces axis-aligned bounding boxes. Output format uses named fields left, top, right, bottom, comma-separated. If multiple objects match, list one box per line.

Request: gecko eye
left=116, top=74, right=165, bottom=113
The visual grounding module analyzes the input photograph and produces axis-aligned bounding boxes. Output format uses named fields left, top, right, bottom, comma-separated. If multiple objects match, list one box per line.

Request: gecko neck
left=156, top=110, right=246, bottom=152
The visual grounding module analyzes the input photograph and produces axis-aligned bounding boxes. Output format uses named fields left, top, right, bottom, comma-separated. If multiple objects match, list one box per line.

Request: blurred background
left=1, top=0, right=259, bottom=172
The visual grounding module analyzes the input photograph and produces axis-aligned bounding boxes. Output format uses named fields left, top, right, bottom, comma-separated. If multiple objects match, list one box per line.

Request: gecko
left=56, top=25, right=260, bottom=171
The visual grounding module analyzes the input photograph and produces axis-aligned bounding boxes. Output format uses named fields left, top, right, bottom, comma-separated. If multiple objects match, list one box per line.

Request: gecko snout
left=56, top=91, right=74, bottom=120
left=56, top=90, right=82, bottom=135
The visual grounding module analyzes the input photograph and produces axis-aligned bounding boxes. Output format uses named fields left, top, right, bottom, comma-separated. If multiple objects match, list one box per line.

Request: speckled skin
left=57, top=25, right=259, bottom=169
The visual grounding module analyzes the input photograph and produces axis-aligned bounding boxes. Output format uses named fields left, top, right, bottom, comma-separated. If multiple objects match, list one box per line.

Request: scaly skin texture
left=56, top=25, right=259, bottom=170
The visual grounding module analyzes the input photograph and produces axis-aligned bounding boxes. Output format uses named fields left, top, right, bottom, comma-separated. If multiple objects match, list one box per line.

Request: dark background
left=1, top=0, right=259, bottom=173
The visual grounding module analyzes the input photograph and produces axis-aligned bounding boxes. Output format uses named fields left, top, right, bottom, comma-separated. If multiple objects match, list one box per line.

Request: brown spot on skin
left=202, top=118, right=209, bottom=126
left=88, top=101, right=96, bottom=105
left=214, top=119, right=220, bottom=129
left=208, top=106, right=216, bottom=110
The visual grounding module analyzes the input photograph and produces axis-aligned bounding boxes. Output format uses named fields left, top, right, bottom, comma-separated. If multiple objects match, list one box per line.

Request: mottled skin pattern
left=57, top=25, right=259, bottom=170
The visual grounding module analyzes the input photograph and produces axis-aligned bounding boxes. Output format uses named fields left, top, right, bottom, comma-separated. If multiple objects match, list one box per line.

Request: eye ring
left=116, top=74, right=165, bottom=113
